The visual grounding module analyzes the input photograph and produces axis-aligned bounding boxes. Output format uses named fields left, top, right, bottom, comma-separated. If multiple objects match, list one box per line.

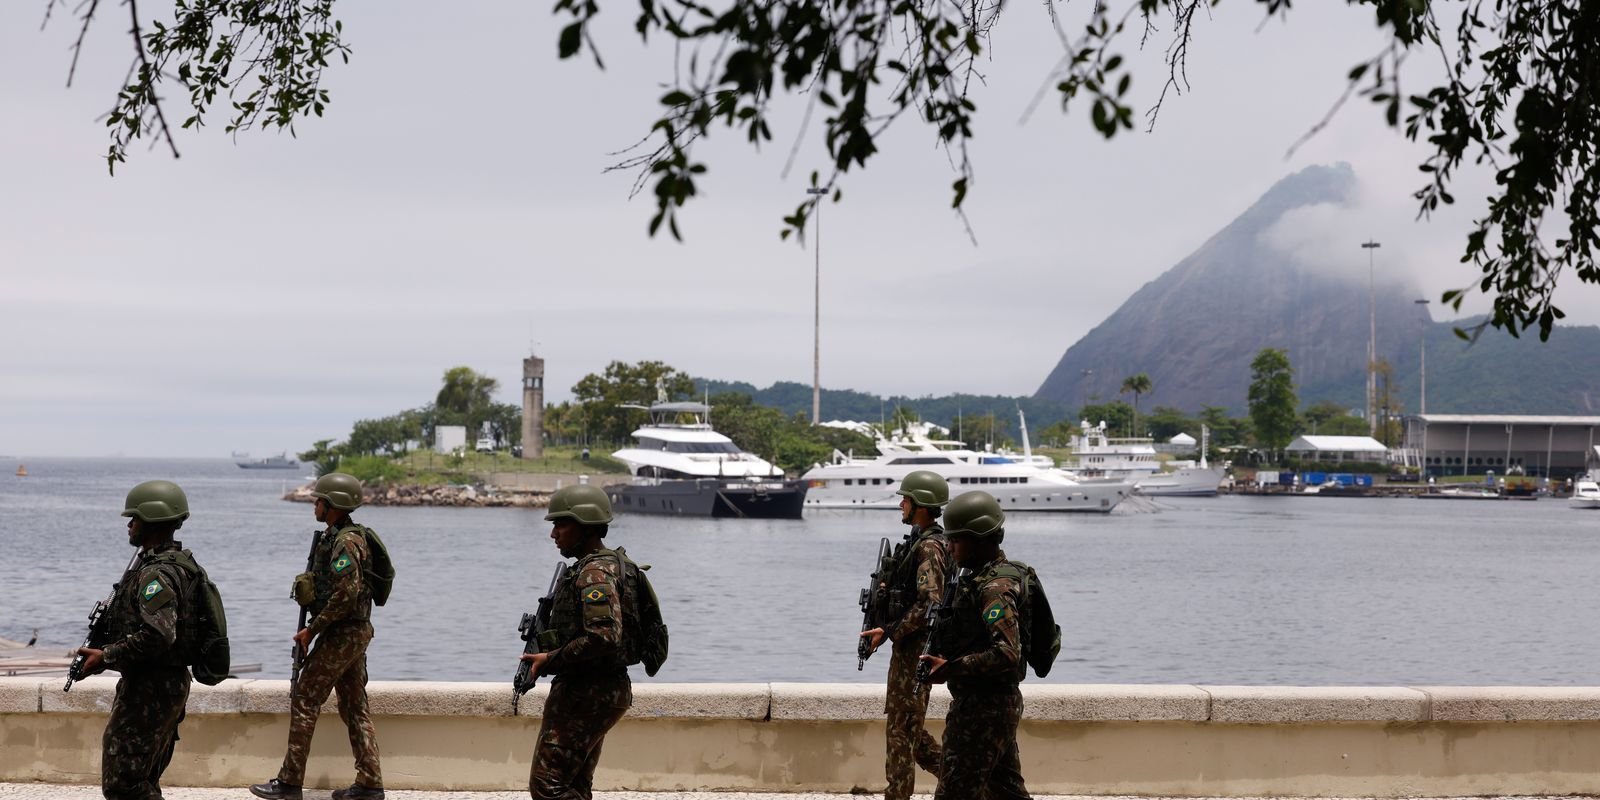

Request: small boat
left=236, top=453, right=299, bottom=470
left=1572, top=477, right=1600, bottom=510
left=14, top=464, right=26, bottom=477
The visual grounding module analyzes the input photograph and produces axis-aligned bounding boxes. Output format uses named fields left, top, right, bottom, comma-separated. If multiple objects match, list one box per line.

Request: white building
left=434, top=425, right=467, bottom=454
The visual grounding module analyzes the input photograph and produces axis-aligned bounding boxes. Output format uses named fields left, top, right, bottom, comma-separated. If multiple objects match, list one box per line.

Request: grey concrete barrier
left=4, top=678, right=1600, bottom=795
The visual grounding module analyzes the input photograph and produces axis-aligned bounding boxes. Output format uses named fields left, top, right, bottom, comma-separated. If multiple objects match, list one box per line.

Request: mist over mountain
left=1035, top=164, right=1600, bottom=416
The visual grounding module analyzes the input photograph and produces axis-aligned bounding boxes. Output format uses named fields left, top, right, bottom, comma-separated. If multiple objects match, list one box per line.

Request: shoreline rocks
left=283, top=482, right=551, bottom=508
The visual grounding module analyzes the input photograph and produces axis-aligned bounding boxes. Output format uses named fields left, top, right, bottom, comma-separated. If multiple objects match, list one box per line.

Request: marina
left=7, top=457, right=1600, bottom=686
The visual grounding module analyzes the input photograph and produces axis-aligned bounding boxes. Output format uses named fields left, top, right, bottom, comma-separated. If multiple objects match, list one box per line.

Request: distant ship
left=236, top=453, right=299, bottom=470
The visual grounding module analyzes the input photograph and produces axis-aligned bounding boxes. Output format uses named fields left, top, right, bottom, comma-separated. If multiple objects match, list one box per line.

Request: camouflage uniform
left=882, top=524, right=949, bottom=800
left=530, top=548, right=632, bottom=800
left=99, top=541, right=196, bottom=800
left=277, top=521, right=382, bottom=790
left=932, top=552, right=1031, bottom=800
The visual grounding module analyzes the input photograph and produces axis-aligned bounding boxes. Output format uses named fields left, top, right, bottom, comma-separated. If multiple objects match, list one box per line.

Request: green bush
left=338, top=454, right=408, bottom=485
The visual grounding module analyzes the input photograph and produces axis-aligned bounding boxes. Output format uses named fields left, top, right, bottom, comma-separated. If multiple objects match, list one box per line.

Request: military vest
left=105, top=544, right=195, bottom=667
left=885, top=524, right=946, bottom=622
left=940, top=560, right=1029, bottom=683
left=544, top=547, right=667, bottom=674
left=310, top=523, right=372, bottom=621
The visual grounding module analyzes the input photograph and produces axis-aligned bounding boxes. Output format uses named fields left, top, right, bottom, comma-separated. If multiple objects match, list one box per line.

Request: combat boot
left=332, top=785, right=386, bottom=799
left=248, top=779, right=303, bottom=799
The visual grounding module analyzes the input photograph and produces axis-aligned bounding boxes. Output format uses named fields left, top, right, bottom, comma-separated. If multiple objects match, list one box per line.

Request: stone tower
left=521, top=353, right=545, bottom=459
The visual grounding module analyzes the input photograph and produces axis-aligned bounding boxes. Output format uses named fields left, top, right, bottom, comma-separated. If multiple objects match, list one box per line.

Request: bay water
left=4, top=458, right=1598, bottom=686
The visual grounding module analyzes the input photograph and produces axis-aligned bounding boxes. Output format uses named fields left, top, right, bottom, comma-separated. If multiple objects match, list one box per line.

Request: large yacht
left=1060, top=421, right=1225, bottom=497
left=800, top=422, right=1133, bottom=513
left=610, top=400, right=806, bottom=518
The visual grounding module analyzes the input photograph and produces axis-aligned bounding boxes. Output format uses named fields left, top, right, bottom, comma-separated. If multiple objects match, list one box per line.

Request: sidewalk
left=0, top=790, right=1569, bottom=800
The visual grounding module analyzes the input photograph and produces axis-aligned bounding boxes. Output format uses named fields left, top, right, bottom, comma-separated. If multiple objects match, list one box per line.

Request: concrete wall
left=6, top=679, right=1600, bottom=795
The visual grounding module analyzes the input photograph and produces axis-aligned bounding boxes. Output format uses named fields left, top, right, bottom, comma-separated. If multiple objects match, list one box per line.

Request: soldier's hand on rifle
left=918, top=654, right=949, bottom=684
left=520, top=651, right=552, bottom=678
left=76, top=647, right=106, bottom=676
left=859, top=627, right=887, bottom=653
left=292, top=628, right=313, bottom=651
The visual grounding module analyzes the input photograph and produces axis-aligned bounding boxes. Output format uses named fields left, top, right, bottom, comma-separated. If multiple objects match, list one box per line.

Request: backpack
left=344, top=524, right=396, bottom=607
left=147, top=550, right=231, bottom=686
left=610, top=547, right=669, bottom=676
left=981, top=560, right=1062, bottom=679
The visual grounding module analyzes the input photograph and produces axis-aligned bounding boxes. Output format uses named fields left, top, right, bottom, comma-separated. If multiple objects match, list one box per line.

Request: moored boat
left=610, top=397, right=806, bottom=519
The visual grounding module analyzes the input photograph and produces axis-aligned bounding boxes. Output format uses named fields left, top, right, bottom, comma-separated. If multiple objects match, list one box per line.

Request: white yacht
left=610, top=400, right=806, bottom=518
left=1061, top=421, right=1226, bottom=497
left=1572, top=475, right=1600, bottom=510
left=800, top=422, right=1132, bottom=513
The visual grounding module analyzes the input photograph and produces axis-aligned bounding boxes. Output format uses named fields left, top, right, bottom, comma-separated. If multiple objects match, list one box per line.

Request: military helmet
left=544, top=484, right=614, bottom=526
left=311, top=472, right=364, bottom=511
left=942, top=491, right=1004, bottom=538
left=895, top=470, right=950, bottom=508
left=121, top=480, right=190, bottom=523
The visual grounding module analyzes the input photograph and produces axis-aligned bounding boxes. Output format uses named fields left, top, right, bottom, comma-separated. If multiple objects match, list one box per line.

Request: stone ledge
left=0, top=678, right=42, bottom=713
left=9, top=677, right=1600, bottom=724
left=1026, top=684, right=1210, bottom=721
left=1420, top=686, right=1600, bottom=721
left=1205, top=686, right=1428, bottom=723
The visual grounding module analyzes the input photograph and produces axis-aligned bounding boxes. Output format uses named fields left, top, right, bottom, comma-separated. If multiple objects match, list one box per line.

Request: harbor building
left=1401, top=414, right=1600, bottom=478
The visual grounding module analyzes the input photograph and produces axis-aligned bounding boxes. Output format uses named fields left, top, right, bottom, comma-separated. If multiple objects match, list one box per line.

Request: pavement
left=0, top=790, right=1578, bottom=800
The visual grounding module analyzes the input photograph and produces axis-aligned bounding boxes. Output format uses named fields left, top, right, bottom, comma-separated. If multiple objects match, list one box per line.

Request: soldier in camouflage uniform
left=252, top=473, right=383, bottom=800
left=859, top=469, right=950, bottom=800
left=75, top=480, right=200, bottom=800
left=519, top=484, right=632, bottom=800
left=921, top=491, right=1032, bottom=800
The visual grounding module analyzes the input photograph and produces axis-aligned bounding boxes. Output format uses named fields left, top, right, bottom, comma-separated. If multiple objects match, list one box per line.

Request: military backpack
left=610, top=547, right=669, bottom=676
left=145, top=549, right=231, bottom=685
left=341, top=524, right=396, bottom=607
left=974, top=560, right=1062, bottom=678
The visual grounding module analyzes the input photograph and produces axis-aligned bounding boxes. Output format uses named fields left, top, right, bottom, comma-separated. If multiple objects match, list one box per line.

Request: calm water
left=3, top=458, right=1599, bottom=685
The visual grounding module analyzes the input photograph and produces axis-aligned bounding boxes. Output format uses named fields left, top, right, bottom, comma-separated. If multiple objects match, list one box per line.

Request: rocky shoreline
left=283, top=482, right=551, bottom=508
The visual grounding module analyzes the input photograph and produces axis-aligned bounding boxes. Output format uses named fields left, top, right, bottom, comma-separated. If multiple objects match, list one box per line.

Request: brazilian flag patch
left=582, top=586, right=609, bottom=604
left=332, top=554, right=354, bottom=575
left=142, top=579, right=164, bottom=600
left=982, top=599, right=1006, bottom=625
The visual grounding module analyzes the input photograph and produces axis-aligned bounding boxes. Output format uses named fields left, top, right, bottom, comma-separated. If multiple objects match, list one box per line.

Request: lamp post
left=1361, top=240, right=1381, bottom=437
left=1415, top=298, right=1430, bottom=475
left=807, top=187, right=827, bottom=424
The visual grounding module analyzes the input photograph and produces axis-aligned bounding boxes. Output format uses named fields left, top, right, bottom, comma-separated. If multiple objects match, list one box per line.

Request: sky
left=3, top=1, right=1596, bottom=457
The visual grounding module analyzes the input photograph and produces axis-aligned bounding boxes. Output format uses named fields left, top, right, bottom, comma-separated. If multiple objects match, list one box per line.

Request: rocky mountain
left=1035, top=164, right=1600, bottom=416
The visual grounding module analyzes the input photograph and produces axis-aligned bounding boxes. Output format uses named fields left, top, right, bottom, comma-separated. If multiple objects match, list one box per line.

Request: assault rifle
left=290, top=529, right=322, bottom=694
left=511, top=562, right=569, bottom=713
left=65, top=552, right=141, bottom=692
left=913, top=567, right=966, bottom=692
left=856, top=536, right=898, bottom=669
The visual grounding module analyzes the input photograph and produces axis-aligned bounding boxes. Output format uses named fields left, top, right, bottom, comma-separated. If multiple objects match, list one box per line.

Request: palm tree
left=1120, top=373, right=1153, bottom=436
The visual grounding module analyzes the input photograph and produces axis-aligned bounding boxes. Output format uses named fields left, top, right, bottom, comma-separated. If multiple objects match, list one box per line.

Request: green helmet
left=895, top=470, right=950, bottom=508
left=311, top=472, right=364, bottom=511
left=943, top=491, right=1004, bottom=538
left=544, top=484, right=614, bottom=525
left=121, top=480, right=190, bottom=523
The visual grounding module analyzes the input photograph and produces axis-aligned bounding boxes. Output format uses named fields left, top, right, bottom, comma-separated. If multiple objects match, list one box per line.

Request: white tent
left=1285, top=435, right=1388, bottom=463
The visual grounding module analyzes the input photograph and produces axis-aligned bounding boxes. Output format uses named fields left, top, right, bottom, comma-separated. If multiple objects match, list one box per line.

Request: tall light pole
left=1415, top=297, right=1430, bottom=475
left=807, top=187, right=827, bottom=424
left=1361, top=240, right=1381, bottom=436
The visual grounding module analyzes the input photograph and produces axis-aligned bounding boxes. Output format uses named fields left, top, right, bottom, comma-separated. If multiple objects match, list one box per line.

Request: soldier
left=921, top=490, right=1032, bottom=800
left=252, top=473, right=384, bottom=800
left=520, top=484, right=633, bottom=800
left=75, top=480, right=200, bottom=800
left=859, top=469, right=950, bottom=800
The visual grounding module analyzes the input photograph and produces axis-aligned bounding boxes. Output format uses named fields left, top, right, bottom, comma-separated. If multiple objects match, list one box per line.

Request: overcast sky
left=4, top=1, right=1596, bottom=457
